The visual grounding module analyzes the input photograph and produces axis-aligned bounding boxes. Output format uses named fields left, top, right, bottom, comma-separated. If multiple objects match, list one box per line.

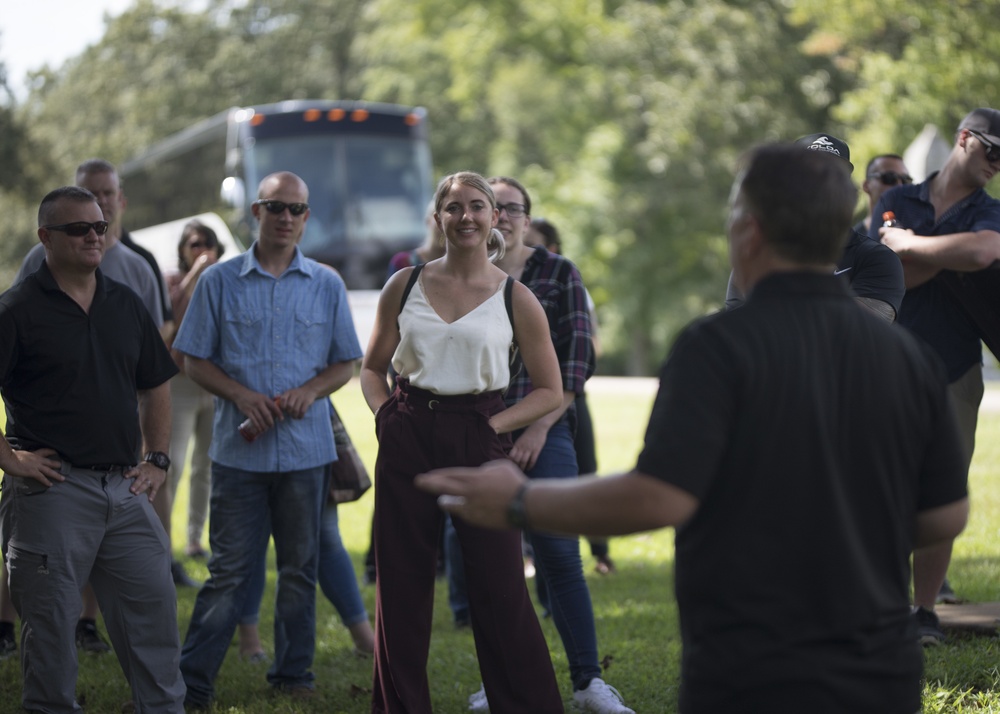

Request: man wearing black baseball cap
left=727, top=133, right=905, bottom=322
left=874, top=107, right=1000, bottom=644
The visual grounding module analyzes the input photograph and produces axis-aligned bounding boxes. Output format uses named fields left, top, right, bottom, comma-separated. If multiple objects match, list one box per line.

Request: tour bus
left=121, top=100, right=434, bottom=291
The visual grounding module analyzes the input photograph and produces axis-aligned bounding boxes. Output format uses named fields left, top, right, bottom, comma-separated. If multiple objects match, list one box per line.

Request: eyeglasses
left=968, top=130, right=1000, bottom=163
left=496, top=202, right=527, bottom=218
left=254, top=199, right=309, bottom=216
left=43, top=221, right=109, bottom=236
left=867, top=171, right=913, bottom=186
left=186, top=241, right=207, bottom=250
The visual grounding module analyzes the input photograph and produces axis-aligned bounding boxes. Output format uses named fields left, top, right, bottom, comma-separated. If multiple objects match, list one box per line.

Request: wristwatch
left=143, top=451, right=171, bottom=471
left=506, top=482, right=532, bottom=530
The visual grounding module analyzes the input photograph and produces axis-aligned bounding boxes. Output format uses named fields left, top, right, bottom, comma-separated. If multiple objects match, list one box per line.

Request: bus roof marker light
left=351, top=109, right=370, bottom=122
left=250, top=114, right=266, bottom=126
left=405, top=112, right=421, bottom=127
left=304, top=109, right=322, bottom=122
left=327, top=109, right=346, bottom=121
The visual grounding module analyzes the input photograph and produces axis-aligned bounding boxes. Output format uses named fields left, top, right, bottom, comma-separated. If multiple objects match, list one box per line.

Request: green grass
left=2, top=380, right=1000, bottom=712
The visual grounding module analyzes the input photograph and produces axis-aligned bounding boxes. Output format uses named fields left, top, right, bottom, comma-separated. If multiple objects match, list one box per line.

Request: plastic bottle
left=238, top=397, right=281, bottom=442
left=882, top=211, right=898, bottom=228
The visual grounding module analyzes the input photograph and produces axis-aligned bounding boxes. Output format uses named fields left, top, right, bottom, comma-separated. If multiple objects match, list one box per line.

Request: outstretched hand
left=415, top=459, right=528, bottom=530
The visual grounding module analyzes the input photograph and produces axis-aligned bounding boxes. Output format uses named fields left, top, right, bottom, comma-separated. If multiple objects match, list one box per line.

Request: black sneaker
left=0, top=622, right=16, bottom=660
left=76, top=619, right=111, bottom=654
left=914, top=606, right=945, bottom=646
left=936, top=578, right=960, bottom=604
left=171, top=559, right=200, bottom=588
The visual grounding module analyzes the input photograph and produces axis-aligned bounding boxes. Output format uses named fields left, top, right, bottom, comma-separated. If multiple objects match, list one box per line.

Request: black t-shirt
left=637, top=272, right=967, bottom=713
left=837, top=229, right=905, bottom=315
left=0, top=262, right=178, bottom=465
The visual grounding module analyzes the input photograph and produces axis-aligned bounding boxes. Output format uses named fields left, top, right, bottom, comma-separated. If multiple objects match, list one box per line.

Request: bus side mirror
left=221, top=177, right=245, bottom=208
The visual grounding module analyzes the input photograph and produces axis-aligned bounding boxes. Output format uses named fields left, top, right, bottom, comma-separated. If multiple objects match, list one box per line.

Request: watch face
left=145, top=452, right=170, bottom=470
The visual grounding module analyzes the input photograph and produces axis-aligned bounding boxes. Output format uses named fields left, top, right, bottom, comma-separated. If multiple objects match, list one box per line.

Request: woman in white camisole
left=360, top=171, right=565, bottom=714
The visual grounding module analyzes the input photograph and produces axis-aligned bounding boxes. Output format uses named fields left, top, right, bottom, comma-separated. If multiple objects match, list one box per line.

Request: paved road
left=590, top=377, right=1000, bottom=412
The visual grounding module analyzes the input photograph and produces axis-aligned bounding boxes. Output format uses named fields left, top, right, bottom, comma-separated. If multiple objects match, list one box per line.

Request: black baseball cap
left=795, top=133, right=853, bottom=173
left=958, top=108, right=1000, bottom=144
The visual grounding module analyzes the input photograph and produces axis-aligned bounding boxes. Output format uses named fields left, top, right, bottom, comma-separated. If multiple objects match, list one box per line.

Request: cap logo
left=805, top=136, right=843, bottom=158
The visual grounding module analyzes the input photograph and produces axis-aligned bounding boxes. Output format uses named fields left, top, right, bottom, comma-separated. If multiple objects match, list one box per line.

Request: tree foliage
left=3, top=0, right=998, bottom=371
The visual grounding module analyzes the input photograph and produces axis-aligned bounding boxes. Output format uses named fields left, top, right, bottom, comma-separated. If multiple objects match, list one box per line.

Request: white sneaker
left=468, top=683, right=489, bottom=712
left=573, top=678, right=634, bottom=714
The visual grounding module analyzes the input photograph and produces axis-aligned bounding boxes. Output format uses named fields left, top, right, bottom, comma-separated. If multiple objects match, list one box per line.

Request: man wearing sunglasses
left=855, top=154, right=913, bottom=234
left=873, top=107, right=1000, bottom=645
left=173, top=172, right=361, bottom=708
left=0, top=186, right=185, bottom=712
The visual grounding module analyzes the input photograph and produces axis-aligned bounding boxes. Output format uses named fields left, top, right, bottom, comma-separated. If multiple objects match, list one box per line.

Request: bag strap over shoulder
left=399, top=263, right=425, bottom=313
left=504, top=276, right=523, bottom=388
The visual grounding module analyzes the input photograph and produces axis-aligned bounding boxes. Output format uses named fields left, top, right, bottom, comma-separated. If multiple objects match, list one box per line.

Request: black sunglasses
left=254, top=199, right=309, bottom=216
left=867, top=171, right=913, bottom=186
left=43, top=221, right=109, bottom=236
left=968, top=130, right=1000, bottom=163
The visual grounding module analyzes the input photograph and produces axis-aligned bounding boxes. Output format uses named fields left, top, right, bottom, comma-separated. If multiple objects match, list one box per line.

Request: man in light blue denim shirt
left=172, top=171, right=361, bottom=708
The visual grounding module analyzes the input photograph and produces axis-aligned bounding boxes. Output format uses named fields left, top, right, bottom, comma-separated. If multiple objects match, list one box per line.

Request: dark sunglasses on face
left=867, top=171, right=913, bottom=186
left=254, top=199, right=309, bottom=216
left=968, top=130, right=1000, bottom=163
left=496, top=202, right=527, bottom=217
left=43, top=221, right=109, bottom=236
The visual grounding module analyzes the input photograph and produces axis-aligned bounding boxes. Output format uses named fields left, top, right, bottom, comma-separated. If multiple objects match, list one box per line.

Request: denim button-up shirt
left=174, top=244, right=362, bottom=472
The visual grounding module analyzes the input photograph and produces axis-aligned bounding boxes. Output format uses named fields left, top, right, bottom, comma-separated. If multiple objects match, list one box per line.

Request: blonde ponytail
left=488, top=228, right=506, bottom=263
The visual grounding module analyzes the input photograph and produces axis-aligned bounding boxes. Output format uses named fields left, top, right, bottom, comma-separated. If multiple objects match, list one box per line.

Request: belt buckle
left=427, top=399, right=440, bottom=410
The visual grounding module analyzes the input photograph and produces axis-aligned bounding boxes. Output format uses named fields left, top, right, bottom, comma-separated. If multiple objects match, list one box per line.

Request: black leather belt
left=78, top=463, right=130, bottom=472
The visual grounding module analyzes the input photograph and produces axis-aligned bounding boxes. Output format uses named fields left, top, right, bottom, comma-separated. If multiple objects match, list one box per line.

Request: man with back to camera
left=726, top=133, right=905, bottom=322
left=173, top=171, right=361, bottom=708
left=873, top=107, right=1000, bottom=642
left=0, top=186, right=184, bottom=712
left=418, top=144, right=970, bottom=714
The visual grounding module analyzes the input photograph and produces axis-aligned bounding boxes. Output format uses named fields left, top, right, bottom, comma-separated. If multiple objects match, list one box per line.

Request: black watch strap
left=506, top=482, right=531, bottom=530
left=143, top=451, right=171, bottom=471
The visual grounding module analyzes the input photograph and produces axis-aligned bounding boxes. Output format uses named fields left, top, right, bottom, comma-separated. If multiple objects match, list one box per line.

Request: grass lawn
left=1, top=378, right=999, bottom=713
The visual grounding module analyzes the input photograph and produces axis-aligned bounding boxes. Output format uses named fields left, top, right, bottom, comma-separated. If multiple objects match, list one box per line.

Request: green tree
left=364, top=0, right=845, bottom=372
left=789, top=0, right=1000, bottom=181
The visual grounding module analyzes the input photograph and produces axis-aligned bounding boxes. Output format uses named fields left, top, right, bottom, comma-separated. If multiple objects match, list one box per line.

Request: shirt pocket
left=294, top=310, right=330, bottom=355
left=223, top=308, right=264, bottom=359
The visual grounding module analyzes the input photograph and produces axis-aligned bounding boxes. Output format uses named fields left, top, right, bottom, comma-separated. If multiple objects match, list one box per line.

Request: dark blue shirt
left=870, top=173, right=1000, bottom=381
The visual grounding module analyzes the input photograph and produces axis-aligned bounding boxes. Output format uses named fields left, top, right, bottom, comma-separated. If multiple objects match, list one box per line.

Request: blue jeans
left=241, top=500, right=368, bottom=630
left=443, top=515, right=470, bottom=624
left=317, top=500, right=369, bottom=626
left=180, top=462, right=326, bottom=707
left=525, top=419, right=601, bottom=691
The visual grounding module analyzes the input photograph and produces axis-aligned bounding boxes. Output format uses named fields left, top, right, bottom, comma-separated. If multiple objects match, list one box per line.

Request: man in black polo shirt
left=418, top=144, right=969, bottom=714
left=0, top=186, right=184, bottom=712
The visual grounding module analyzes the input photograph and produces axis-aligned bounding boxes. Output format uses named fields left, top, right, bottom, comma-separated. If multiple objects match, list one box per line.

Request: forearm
left=490, top=386, right=561, bottom=434
left=886, top=229, right=1000, bottom=272
left=137, top=382, right=172, bottom=455
left=297, top=360, right=355, bottom=401
left=184, top=355, right=255, bottom=404
left=519, top=471, right=698, bottom=536
left=360, top=365, right=392, bottom=414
